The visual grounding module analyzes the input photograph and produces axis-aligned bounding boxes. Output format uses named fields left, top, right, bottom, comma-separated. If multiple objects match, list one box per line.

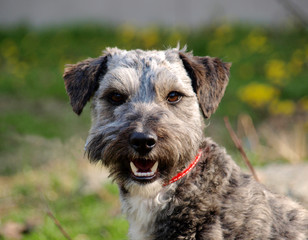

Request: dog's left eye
left=166, top=91, right=183, bottom=104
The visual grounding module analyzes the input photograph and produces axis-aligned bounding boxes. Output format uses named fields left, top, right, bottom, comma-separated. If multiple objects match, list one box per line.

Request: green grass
left=1, top=153, right=129, bottom=239
left=7, top=186, right=129, bottom=240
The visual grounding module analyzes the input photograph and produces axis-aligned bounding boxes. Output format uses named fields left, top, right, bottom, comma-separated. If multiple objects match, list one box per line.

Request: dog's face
left=63, top=47, right=230, bottom=193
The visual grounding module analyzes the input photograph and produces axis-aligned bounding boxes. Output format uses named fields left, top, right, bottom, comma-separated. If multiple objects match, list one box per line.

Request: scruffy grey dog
left=63, top=47, right=308, bottom=240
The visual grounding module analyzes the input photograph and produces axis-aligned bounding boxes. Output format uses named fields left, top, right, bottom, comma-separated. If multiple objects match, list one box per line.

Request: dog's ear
left=179, top=52, right=231, bottom=118
left=63, top=55, right=109, bottom=115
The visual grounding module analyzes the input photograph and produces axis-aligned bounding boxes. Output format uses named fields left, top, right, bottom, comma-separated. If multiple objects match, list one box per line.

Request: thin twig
left=39, top=191, right=72, bottom=240
left=46, top=210, right=72, bottom=240
left=224, top=117, right=260, bottom=182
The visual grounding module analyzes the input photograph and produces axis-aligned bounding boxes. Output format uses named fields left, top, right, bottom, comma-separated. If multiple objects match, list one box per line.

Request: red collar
left=163, top=150, right=203, bottom=186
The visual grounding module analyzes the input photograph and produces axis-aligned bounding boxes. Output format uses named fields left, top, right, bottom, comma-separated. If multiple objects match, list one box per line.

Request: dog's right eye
left=107, top=92, right=127, bottom=105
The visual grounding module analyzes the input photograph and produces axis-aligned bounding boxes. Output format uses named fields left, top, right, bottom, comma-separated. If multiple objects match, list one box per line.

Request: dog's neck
left=119, top=144, right=211, bottom=240
left=163, top=150, right=203, bottom=186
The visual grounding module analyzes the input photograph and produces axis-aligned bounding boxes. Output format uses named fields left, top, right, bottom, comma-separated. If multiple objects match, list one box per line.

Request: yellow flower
left=1, top=39, right=18, bottom=59
left=209, top=24, right=233, bottom=51
left=118, top=24, right=136, bottom=43
left=305, top=44, right=308, bottom=61
left=167, top=31, right=184, bottom=46
left=265, top=59, right=288, bottom=85
left=269, top=99, right=295, bottom=116
left=299, top=97, right=308, bottom=111
left=215, top=24, right=232, bottom=38
left=242, top=30, right=267, bottom=53
left=287, top=50, right=304, bottom=76
left=238, top=82, right=279, bottom=108
left=141, top=28, right=159, bottom=49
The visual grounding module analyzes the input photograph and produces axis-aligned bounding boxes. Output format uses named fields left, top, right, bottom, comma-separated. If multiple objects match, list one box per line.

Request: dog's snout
left=130, top=132, right=157, bottom=155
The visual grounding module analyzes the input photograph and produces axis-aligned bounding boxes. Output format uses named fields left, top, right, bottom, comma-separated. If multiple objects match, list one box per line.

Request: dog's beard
left=102, top=138, right=186, bottom=186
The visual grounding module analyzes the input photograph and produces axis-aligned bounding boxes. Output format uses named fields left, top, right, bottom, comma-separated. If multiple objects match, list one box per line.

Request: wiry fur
left=63, top=47, right=308, bottom=240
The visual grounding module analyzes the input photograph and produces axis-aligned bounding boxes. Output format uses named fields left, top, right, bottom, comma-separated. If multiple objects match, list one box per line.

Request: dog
left=63, top=47, right=308, bottom=240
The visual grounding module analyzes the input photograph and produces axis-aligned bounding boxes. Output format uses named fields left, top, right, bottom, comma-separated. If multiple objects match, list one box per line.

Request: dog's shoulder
left=191, top=138, right=308, bottom=239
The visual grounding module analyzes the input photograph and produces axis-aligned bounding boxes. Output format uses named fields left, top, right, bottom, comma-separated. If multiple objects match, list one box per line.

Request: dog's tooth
left=130, top=162, right=138, bottom=174
left=151, top=161, right=158, bottom=172
left=133, top=171, right=155, bottom=177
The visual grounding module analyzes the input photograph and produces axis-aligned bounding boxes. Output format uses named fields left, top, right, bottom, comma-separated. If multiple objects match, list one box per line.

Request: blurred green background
left=0, top=3, right=308, bottom=239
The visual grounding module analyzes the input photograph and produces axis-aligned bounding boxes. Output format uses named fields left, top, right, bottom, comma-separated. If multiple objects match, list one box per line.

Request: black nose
left=129, top=132, right=157, bottom=155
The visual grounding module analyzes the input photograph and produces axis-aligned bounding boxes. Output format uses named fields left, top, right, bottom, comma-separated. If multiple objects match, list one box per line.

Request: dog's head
left=63, top=47, right=230, bottom=194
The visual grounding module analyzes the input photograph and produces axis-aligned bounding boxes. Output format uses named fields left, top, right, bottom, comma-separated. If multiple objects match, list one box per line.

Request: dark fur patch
left=179, top=52, right=231, bottom=118
left=287, top=209, right=298, bottom=222
left=63, top=55, right=109, bottom=115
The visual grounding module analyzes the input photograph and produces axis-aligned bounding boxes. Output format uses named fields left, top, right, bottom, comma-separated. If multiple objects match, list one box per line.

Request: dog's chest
left=121, top=194, right=166, bottom=240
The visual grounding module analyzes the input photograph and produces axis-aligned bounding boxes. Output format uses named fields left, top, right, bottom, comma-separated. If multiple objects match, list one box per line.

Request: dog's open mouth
left=130, top=159, right=158, bottom=180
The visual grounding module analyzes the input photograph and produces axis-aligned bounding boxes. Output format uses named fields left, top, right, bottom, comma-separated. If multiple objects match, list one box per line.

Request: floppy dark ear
left=179, top=52, right=231, bottom=118
left=63, top=55, right=109, bottom=115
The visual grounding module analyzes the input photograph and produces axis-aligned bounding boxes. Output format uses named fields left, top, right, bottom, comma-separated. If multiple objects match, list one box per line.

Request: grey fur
left=63, top=47, right=308, bottom=240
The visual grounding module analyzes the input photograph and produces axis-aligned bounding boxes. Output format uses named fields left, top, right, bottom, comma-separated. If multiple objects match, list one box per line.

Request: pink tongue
left=133, top=159, right=155, bottom=172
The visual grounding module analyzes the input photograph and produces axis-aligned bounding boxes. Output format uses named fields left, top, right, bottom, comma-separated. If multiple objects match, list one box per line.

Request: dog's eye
left=108, top=92, right=127, bottom=105
left=166, top=91, right=182, bottom=104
